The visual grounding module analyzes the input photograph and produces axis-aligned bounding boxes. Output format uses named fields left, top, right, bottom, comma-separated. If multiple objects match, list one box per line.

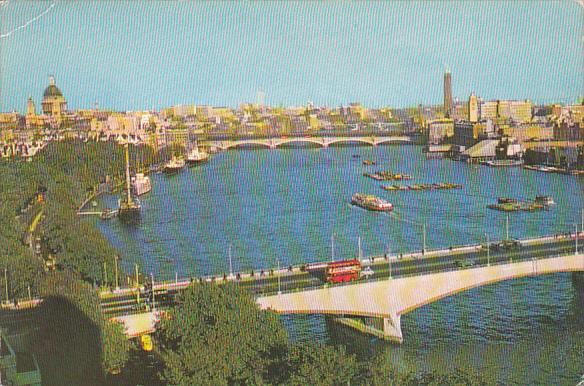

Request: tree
left=156, top=282, right=288, bottom=385
left=102, top=320, right=130, bottom=374
left=282, top=343, right=363, bottom=386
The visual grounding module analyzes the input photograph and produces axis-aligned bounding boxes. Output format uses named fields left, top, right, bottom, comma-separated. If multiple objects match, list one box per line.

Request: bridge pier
left=334, top=313, right=403, bottom=343
left=382, top=314, right=403, bottom=343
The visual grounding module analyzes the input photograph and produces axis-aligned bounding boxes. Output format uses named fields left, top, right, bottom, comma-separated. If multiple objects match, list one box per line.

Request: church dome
left=43, top=85, right=63, bottom=98
left=43, top=76, right=63, bottom=98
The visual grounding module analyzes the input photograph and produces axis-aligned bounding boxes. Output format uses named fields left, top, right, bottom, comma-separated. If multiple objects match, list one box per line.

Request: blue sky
left=1, top=1, right=582, bottom=112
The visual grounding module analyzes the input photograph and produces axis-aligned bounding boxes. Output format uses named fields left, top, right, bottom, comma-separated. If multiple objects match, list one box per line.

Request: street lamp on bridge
left=276, top=257, right=281, bottom=295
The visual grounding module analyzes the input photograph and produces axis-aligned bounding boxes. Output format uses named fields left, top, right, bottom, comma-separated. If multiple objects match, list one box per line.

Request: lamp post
left=576, top=224, right=579, bottom=255
left=331, top=233, right=335, bottom=262
left=422, top=223, right=427, bottom=255
left=4, top=268, right=8, bottom=304
left=228, top=244, right=234, bottom=278
left=277, top=258, right=281, bottom=295
left=114, top=255, right=119, bottom=290
left=151, top=273, right=155, bottom=311
left=485, top=233, right=490, bottom=267
left=103, top=261, right=108, bottom=288
left=387, top=245, right=392, bottom=279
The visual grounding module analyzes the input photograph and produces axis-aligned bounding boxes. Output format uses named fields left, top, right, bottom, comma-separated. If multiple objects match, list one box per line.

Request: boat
left=163, top=155, right=185, bottom=174
left=535, top=195, right=555, bottom=206
left=498, top=197, right=518, bottom=204
left=482, top=159, right=524, bottom=167
left=100, top=208, right=117, bottom=220
left=381, top=185, right=399, bottom=191
left=362, top=159, right=376, bottom=166
left=351, top=193, right=393, bottom=212
left=132, top=173, right=152, bottom=196
left=118, top=143, right=141, bottom=222
left=185, top=142, right=210, bottom=165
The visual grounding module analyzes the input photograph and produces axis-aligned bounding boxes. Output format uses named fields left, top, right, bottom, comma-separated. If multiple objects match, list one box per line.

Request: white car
left=361, top=266, right=375, bottom=278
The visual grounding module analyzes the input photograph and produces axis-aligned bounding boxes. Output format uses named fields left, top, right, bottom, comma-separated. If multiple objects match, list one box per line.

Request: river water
left=96, top=145, right=584, bottom=384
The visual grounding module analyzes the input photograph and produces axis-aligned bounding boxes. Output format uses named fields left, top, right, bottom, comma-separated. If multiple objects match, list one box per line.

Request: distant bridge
left=200, top=135, right=412, bottom=150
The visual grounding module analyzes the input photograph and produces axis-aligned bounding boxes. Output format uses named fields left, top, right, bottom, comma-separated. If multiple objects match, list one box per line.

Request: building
left=41, top=76, right=67, bottom=116
left=508, top=100, right=532, bottom=124
left=0, top=330, right=42, bottom=386
left=468, top=92, right=478, bottom=123
left=453, top=121, right=488, bottom=148
left=443, top=71, right=453, bottom=118
left=506, top=123, right=553, bottom=143
left=427, top=118, right=454, bottom=144
left=480, top=100, right=498, bottom=121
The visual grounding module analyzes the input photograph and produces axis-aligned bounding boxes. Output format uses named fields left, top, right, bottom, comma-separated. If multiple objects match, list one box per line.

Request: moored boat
left=164, top=156, right=185, bottom=174
left=118, top=143, right=141, bottom=222
left=185, top=143, right=210, bottom=165
left=132, top=173, right=152, bottom=196
left=351, top=193, right=393, bottom=212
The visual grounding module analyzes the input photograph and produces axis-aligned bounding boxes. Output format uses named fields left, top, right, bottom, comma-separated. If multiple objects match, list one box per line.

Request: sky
left=0, top=1, right=582, bottom=112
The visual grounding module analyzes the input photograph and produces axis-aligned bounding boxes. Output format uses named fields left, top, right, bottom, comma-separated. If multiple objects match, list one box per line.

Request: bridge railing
left=255, top=250, right=584, bottom=298
left=98, top=232, right=583, bottom=298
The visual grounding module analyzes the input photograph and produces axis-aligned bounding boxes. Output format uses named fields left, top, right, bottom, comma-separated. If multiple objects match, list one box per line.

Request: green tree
left=282, top=343, right=363, bottom=386
left=102, top=320, right=130, bottom=374
left=156, top=282, right=288, bottom=385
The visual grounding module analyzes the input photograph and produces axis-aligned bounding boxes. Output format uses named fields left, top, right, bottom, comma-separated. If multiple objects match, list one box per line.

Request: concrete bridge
left=256, top=253, right=584, bottom=343
left=201, top=135, right=412, bottom=150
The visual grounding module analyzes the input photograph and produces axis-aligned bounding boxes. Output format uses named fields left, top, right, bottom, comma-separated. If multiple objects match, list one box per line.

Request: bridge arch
left=224, top=140, right=273, bottom=150
left=275, top=138, right=325, bottom=148
left=375, top=137, right=412, bottom=146
left=326, top=138, right=376, bottom=147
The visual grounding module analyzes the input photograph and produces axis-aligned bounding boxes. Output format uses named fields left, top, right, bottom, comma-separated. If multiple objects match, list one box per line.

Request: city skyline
left=1, top=1, right=583, bottom=112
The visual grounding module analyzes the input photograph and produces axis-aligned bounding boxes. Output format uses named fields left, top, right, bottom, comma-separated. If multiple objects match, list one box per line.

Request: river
left=96, top=145, right=584, bottom=385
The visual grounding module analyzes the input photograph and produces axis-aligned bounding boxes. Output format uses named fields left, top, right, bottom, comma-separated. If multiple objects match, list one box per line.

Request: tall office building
left=468, top=92, right=478, bottom=123
left=444, top=71, right=453, bottom=118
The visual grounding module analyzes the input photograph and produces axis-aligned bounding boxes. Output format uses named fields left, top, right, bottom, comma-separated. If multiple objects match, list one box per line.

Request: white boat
left=164, top=156, right=186, bottom=174
left=535, top=195, right=555, bottom=206
left=185, top=143, right=209, bottom=165
left=132, top=173, right=152, bottom=196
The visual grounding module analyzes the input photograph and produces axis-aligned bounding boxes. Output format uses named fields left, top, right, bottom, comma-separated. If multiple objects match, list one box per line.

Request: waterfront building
left=451, top=101, right=468, bottom=121
left=480, top=100, right=498, bottom=121
left=508, top=100, right=533, bottom=124
left=427, top=118, right=454, bottom=144
left=468, top=92, right=479, bottom=123
left=453, top=121, right=488, bottom=148
left=506, top=123, right=553, bottom=143
left=443, top=70, right=453, bottom=118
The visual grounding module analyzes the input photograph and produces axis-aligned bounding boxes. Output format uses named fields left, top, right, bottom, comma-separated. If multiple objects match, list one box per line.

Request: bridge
left=200, top=135, right=412, bottom=150
left=257, top=253, right=584, bottom=342
left=94, top=233, right=584, bottom=341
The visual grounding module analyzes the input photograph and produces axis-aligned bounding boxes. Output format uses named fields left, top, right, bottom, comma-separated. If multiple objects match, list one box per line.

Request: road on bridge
left=100, top=235, right=581, bottom=318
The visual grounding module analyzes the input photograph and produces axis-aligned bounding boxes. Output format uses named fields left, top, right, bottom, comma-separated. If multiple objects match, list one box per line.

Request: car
left=360, top=266, right=375, bottom=278
left=455, top=259, right=475, bottom=268
left=491, top=239, right=522, bottom=251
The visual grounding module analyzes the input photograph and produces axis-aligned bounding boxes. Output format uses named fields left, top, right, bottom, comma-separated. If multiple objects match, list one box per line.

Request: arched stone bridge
left=201, top=136, right=412, bottom=150
left=256, top=253, right=584, bottom=343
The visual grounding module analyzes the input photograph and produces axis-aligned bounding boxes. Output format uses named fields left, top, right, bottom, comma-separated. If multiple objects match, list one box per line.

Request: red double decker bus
left=326, top=259, right=361, bottom=283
